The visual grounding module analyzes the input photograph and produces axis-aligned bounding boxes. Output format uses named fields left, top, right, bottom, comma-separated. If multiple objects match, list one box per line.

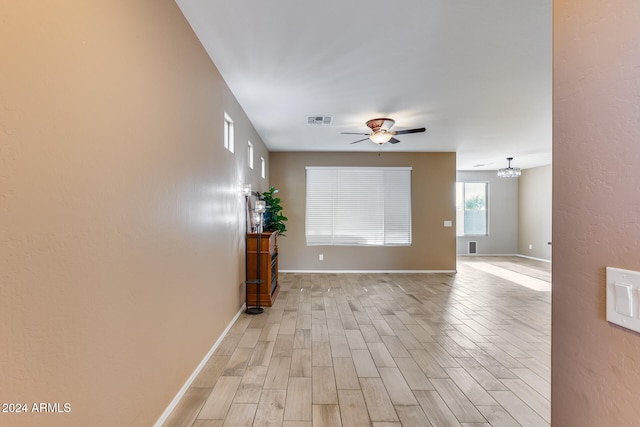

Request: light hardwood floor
left=163, top=256, right=551, bottom=427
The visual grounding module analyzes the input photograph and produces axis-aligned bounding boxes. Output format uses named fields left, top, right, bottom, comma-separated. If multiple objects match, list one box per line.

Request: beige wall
left=553, top=1, right=640, bottom=425
left=270, top=152, right=456, bottom=271
left=518, top=165, right=552, bottom=261
left=0, top=1, right=268, bottom=425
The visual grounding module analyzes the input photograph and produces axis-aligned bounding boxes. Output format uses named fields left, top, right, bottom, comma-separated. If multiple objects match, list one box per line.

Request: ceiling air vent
left=307, top=116, right=333, bottom=125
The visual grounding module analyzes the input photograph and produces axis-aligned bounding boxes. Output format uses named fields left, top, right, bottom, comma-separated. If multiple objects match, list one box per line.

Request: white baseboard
left=517, top=254, right=552, bottom=263
left=457, top=253, right=519, bottom=257
left=457, top=253, right=551, bottom=263
left=154, top=303, right=246, bottom=427
left=279, top=270, right=456, bottom=274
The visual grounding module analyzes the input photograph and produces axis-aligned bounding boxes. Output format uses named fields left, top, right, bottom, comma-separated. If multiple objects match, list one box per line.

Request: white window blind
left=305, top=167, right=412, bottom=246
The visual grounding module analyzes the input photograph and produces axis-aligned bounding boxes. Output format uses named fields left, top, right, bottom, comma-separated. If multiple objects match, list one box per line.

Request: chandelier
left=497, top=157, right=521, bottom=178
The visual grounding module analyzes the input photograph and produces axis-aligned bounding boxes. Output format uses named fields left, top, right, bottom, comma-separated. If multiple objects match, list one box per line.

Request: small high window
left=223, top=113, right=234, bottom=153
left=261, top=157, right=266, bottom=179
left=248, top=141, right=254, bottom=169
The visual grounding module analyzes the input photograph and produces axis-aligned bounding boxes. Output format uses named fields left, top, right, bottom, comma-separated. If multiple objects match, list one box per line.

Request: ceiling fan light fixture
left=341, top=117, right=426, bottom=145
left=369, top=130, right=393, bottom=145
left=497, top=157, right=521, bottom=178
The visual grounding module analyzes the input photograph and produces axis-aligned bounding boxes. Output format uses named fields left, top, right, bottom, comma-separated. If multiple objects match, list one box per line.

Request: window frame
left=456, top=181, right=489, bottom=237
left=223, top=112, right=234, bottom=153
left=305, top=166, right=412, bottom=247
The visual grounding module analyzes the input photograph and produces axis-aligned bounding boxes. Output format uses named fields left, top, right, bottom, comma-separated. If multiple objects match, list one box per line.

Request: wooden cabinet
left=246, top=231, right=279, bottom=307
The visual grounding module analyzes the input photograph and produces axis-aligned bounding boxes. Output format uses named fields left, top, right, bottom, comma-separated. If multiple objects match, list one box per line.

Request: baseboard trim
left=279, top=270, right=457, bottom=274
left=517, top=254, right=551, bottom=263
left=456, top=253, right=551, bottom=263
left=154, top=303, right=246, bottom=427
left=457, top=253, right=519, bottom=257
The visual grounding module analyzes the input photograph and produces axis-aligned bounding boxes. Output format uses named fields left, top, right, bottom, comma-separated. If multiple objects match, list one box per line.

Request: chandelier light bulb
left=497, top=157, right=521, bottom=178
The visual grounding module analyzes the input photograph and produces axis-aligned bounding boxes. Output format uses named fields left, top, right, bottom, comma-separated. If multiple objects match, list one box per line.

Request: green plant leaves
left=261, top=186, right=287, bottom=235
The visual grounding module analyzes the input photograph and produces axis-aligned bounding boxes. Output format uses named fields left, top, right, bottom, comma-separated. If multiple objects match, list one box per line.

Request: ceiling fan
left=341, top=118, right=426, bottom=145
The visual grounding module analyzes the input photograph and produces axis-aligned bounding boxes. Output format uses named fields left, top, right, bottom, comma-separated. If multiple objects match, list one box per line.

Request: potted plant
left=260, top=186, right=288, bottom=235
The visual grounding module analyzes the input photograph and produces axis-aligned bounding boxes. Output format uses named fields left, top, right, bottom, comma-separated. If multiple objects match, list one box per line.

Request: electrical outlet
left=529, top=244, right=533, bottom=250
left=319, top=254, right=323, bottom=261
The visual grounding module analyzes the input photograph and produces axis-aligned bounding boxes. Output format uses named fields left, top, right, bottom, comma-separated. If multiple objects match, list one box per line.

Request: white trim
left=457, top=253, right=519, bottom=257
left=517, top=254, right=551, bottom=263
left=305, top=166, right=412, bottom=171
left=154, top=303, right=246, bottom=427
left=279, top=270, right=456, bottom=274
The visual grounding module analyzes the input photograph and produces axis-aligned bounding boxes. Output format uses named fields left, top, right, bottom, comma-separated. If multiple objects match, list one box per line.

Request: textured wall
left=553, top=1, right=640, bottom=425
left=270, top=152, right=456, bottom=271
left=0, top=1, right=267, bottom=425
left=456, top=170, right=519, bottom=255
left=518, top=165, right=552, bottom=261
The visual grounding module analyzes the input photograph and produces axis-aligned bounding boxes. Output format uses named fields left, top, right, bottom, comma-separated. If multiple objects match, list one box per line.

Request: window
left=247, top=141, right=254, bottom=169
left=456, top=182, right=488, bottom=236
left=223, top=113, right=234, bottom=153
left=305, top=167, right=412, bottom=246
left=261, top=157, right=266, bottom=179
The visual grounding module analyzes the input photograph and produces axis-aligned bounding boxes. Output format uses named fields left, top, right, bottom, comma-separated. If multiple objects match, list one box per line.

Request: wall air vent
left=307, top=116, right=333, bottom=125
left=468, top=241, right=478, bottom=255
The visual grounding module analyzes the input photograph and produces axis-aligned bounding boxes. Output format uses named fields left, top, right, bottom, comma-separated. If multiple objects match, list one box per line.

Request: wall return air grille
left=468, top=241, right=478, bottom=255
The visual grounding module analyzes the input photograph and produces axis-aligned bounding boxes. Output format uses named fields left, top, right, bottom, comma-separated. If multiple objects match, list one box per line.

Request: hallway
left=164, top=257, right=551, bottom=426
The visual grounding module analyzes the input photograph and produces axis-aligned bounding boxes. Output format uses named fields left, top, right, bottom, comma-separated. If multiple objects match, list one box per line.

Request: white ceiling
left=176, top=0, right=552, bottom=171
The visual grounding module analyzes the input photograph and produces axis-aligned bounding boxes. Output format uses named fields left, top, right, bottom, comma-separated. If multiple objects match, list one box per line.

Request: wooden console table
left=246, top=231, right=279, bottom=307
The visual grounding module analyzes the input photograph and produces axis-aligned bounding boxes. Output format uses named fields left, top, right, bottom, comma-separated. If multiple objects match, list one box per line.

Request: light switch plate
left=444, top=220, right=452, bottom=227
left=606, top=267, right=640, bottom=333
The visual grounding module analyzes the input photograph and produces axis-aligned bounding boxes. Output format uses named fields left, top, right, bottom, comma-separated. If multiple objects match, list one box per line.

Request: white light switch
left=606, top=267, right=640, bottom=333
left=614, top=283, right=633, bottom=316
left=444, top=220, right=452, bottom=227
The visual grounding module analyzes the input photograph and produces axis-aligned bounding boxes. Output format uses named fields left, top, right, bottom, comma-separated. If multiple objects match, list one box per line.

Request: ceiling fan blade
left=341, top=132, right=371, bottom=135
left=389, top=137, right=401, bottom=144
left=349, top=138, right=370, bottom=144
left=394, top=127, right=426, bottom=135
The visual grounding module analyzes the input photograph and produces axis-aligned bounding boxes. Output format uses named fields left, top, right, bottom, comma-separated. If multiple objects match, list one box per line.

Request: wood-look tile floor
left=163, top=256, right=551, bottom=427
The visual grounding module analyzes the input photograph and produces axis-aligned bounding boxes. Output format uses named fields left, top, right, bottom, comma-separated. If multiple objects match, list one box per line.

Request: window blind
left=305, top=167, right=412, bottom=246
